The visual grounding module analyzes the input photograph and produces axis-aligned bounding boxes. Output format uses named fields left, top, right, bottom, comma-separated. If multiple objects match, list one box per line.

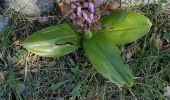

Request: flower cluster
left=70, top=0, right=101, bottom=32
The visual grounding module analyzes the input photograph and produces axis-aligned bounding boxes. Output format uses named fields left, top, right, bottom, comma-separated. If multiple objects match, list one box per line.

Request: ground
left=0, top=1, right=170, bottom=100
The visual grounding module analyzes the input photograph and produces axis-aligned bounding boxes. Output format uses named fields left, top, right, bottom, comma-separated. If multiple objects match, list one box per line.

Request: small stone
left=55, top=97, right=64, bottom=100
left=0, top=15, right=9, bottom=34
left=163, top=85, right=170, bottom=97
left=162, top=1, right=170, bottom=13
left=38, top=17, right=49, bottom=24
left=4, top=0, right=54, bottom=16
left=121, top=0, right=159, bottom=6
left=19, top=83, right=28, bottom=93
left=36, top=0, right=54, bottom=13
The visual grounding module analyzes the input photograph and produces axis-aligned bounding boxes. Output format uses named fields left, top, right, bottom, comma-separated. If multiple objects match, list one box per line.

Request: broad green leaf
left=83, top=36, right=133, bottom=87
left=99, top=11, right=152, bottom=44
left=23, top=24, right=80, bottom=57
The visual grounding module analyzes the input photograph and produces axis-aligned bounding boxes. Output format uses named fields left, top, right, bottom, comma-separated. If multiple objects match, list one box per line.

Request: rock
left=163, top=85, right=170, bottom=98
left=121, top=0, right=159, bottom=5
left=36, top=0, right=55, bottom=14
left=4, top=0, right=54, bottom=16
left=55, top=97, right=64, bottom=100
left=162, top=1, right=170, bottom=14
left=98, top=0, right=159, bottom=5
left=18, top=83, right=29, bottom=93
left=0, top=15, right=9, bottom=34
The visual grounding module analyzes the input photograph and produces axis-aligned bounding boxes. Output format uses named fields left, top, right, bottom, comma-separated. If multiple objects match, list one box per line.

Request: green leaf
left=163, top=32, right=170, bottom=41
left=23, top=24, right=80, bottom=57
left=50, top=80, right=70, bottom=90
left=99, top=11, right=152, bottom=44
left=83, top=36, right=133, bottom=87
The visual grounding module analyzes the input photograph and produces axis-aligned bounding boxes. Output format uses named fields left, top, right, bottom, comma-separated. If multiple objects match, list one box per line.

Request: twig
left=0, top=72, right=4, bottom=80
left=128, top=88, right=137, bottom=100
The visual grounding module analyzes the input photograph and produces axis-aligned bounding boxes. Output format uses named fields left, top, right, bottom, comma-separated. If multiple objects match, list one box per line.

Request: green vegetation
left=0, top=1, right=170, bottom=100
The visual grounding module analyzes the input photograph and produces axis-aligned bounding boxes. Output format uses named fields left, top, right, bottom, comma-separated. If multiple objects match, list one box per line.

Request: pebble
left=3, top=0, right=54, bottom=16
left=0, top=15, right=9, bottom=34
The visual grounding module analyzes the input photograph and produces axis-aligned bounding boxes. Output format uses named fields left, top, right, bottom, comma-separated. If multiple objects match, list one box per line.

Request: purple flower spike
left=70, top=0, right=101, bottom=32
left=70, top=0, right=77, bottom=3
left=89, top=13, right=94, bottom=21
left=77, top=7, right=82, bottom=17
left=88, top=2, right=95, bottom=13
left=83, top=2, right=88, bottom=8
left=83, top=12, right=92, bottom=23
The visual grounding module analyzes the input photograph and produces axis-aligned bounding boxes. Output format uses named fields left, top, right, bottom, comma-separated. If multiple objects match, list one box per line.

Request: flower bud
left=69, top=0, right=101, bottom=32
